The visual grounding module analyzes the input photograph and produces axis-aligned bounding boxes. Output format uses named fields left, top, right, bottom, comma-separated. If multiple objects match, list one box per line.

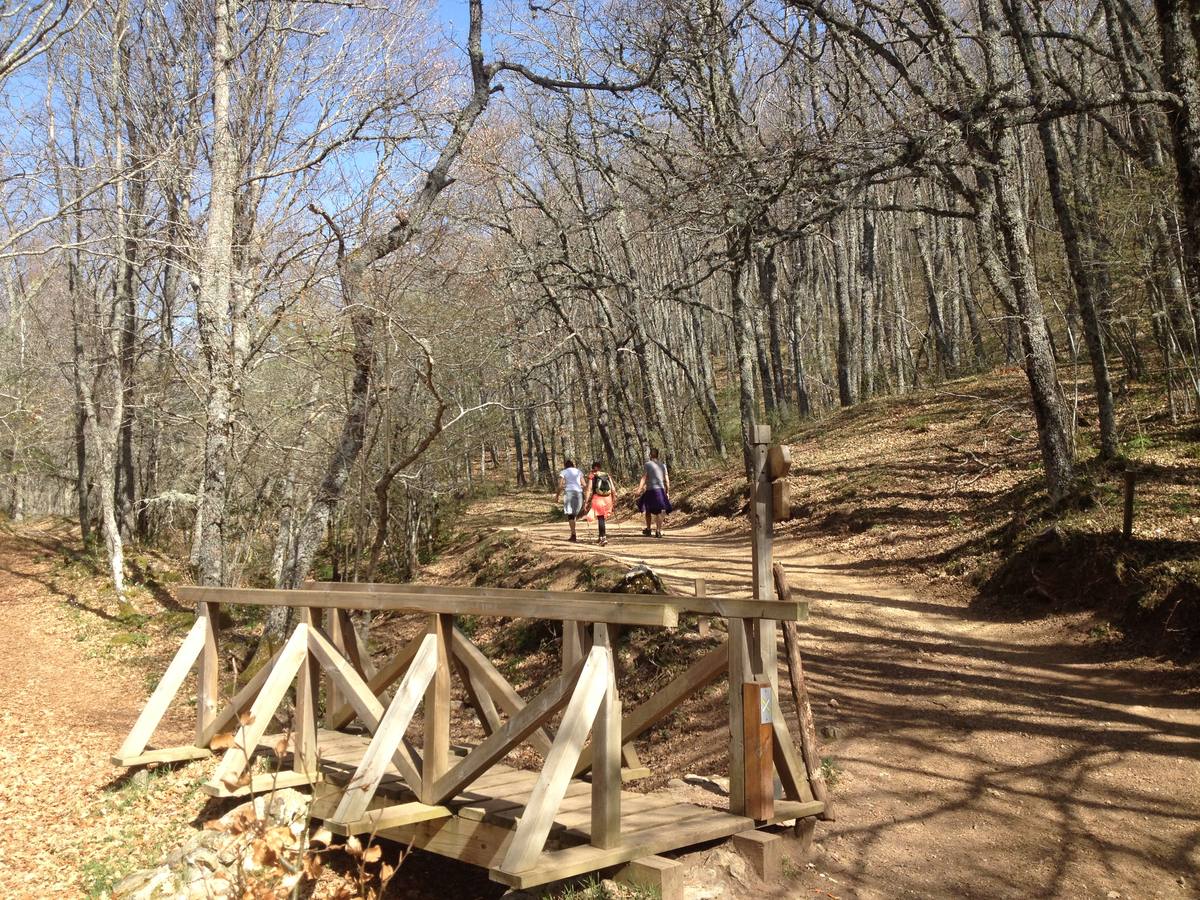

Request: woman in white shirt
left=555, top=458, right=586, bottom=543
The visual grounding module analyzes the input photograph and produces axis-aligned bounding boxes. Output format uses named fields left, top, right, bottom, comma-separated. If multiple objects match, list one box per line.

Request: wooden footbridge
left=114, top=428, right=827, bottom=890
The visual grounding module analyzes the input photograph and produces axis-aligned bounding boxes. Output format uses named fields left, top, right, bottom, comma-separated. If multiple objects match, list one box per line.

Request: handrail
left=305, top=580, right=809, bottom=621
left=177, top=585, right=680, bottom=627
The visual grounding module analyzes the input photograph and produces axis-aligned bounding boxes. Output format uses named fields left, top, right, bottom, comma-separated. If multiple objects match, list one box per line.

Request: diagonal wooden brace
left=430, top=656, right=587, bottom=804
left=331, top=633, right=439, bottom=824
left=501, top=645, right=611, bottom=874
left=116, top=616, right=209, bottom=761
left=208, top=623, right=311, bottom=792
left=307, top=626, right=424, bottom=790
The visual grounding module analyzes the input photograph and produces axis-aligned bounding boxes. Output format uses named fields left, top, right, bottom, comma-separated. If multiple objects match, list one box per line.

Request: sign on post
left=742, top=680, right=774, bottom=821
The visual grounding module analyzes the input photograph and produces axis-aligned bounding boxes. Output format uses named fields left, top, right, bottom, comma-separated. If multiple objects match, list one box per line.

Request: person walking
left=636, top=447, right=672, bottom=538
left=556, top=458, right=586, bottom=543
left=585, top=460, right=617, bottom=547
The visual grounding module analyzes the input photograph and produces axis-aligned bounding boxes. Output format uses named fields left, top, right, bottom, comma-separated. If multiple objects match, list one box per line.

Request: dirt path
left=0, top=521, right=188, bottom=897
left=483, top=496, right=1200, bottom=898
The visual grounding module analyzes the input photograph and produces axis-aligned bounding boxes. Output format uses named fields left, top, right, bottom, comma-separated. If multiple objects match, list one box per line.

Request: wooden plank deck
left=266, top=730, right=782, bottom=889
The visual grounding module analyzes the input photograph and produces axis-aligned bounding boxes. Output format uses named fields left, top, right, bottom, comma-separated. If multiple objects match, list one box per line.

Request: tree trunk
left=727, top=231, right=760, bottom=476
left=990, top=140, right=1076, bottom=500
left=1153, top=0, right=1200, bottom=305
left=831, top=221, right=855, bottom=407
left=1005, top=0, right=1118, bottom=459
left=194, top=0, right=238, bottom=587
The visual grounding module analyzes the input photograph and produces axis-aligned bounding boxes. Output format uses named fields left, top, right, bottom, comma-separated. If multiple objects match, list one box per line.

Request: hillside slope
left=665, top=367, right=1200, bottom=659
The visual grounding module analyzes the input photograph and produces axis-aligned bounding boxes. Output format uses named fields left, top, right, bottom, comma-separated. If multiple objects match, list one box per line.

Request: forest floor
left=0, top=518, right=198, bottom=896
left=428, top=491, right=1200, bottom=898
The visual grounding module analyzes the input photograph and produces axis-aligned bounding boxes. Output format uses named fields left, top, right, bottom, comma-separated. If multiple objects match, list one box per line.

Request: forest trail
left=470, top=494, right=1200, bottom=898
left=0, top=521, right=186, bottom=896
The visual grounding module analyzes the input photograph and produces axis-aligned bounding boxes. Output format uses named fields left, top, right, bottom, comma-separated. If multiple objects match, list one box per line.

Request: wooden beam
left=294, top=608, right=319, bottom=775
left=591, top=623, right=620, bottom=850
left=202, top=769, right=317, bottom=799
left=491, top=809, right=755, bottom=889
left=112, top=745, right=212, bottom=767
left=451, top=652, right=502, bottom=737
left=774, top=563, right=833, bottom=819
left=561, top=620, right=588, bottom=673
left=198, top=645, right=282, bottom=747
left=306, top=580, right=807, bottom=622
left=502, top=646, right=610, bottom=874
left=770, top=799, right=825, bottom=823
left=117, top=616, right=207, bottom=761
left=574, top=641, right=728, bottom=777
left=306, top=626, right=423, bottom=789
left=196, top=603, right=219, bottom=745
left=450, top=628, right=554, bottom=757
left=332, top=633, right=439, bottom=824
left=771, top=713, right=815, bottom=805
left=377, top=816, right=518, bottom=870
left=422, top=614, right=453, bottom=805
left=323, top=801, right=451, bottom=836
left=326, top=630, right=425, bottom=730
left=339, top=608, right=377, bottom=679
left=208, top=623, right=310, bottom=793
left=325, top=608, right=345, bottom=724
left=728, top=619, right=749, bottom=816
left=743, top=680, right=774, bottom=821
left=180, top=585, right=679, bottom=627
left=430, top=658, right=585, bottom=804
left=695, top=578, right=710, bottom=638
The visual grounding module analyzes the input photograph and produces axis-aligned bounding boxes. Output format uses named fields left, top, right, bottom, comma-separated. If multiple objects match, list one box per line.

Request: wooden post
left=294, top=607, right=319, bottom=774
left=695, top=578, right=710, bottom=638
left=195, top=601, right=219, bottom=746
left=591, top=623, right=621, bottom=849
left=775, top=564, right=834, bottom=821
left=325, top=608, right=345, bottom=728
left=743, top=680, right=774, bottom=821
left=750, top=425, right=772, bottom=601
left=748, top=427, right=779, bottom=792
left=562, top=620, right=588, bottom=673
left=1123, top=470, right=1136, bottom=540
left=422, top=613, right=453, bottom=803
left=728, top=616, right=749, bottom=814
left=338, top=608, right=375, bottom=681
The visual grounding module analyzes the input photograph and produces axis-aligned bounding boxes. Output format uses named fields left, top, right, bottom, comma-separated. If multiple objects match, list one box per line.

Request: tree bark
left=194, top=0, right=237, bottom=587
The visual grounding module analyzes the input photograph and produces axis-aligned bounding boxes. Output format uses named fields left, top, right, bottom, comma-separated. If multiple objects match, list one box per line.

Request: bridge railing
left=114, top=580, right=812, bottom=872
left=113, top=425, right=822, bottom=877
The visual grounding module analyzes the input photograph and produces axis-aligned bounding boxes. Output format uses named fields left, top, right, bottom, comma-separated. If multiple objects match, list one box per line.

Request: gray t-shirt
left=644, top=460, right=667, bottom=490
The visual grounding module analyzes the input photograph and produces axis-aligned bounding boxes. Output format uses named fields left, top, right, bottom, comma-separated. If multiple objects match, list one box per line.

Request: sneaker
left=568, top=534, right=577, bottom=543
left=641, top=528, right=652, bottom=537
left=655, top=530, right=663, bottom=538
left=599, top=537, right=608, bottom=546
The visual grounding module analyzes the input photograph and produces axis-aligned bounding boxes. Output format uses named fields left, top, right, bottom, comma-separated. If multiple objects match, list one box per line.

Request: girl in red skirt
left=585, top=460, right=617, bottom=546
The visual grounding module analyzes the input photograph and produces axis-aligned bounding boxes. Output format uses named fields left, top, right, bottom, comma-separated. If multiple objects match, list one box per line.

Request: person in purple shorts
left=635, top=447, right=672, bottom=537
